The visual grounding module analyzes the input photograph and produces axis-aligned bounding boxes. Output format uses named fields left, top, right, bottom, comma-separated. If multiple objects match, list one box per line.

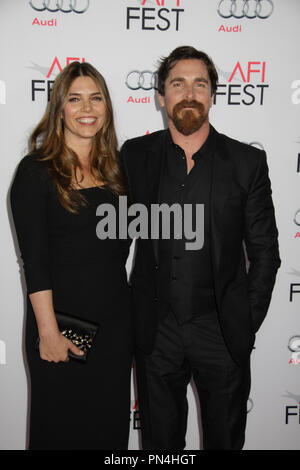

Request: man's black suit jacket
left=120, top=126, right=280, bottom=364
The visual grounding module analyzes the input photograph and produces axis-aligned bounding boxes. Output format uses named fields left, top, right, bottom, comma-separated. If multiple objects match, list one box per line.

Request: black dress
left=10, top=154, right=133, bottom=450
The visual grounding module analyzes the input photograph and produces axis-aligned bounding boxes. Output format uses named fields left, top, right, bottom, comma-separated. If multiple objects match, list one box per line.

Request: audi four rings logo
left=126, top=71, right=157, bottom=91
left=294, top=209, right=300, bottom=226
left=29, top=0, right=89, bottom=13
left=218, top=0, right=274, bottom=19
left=288, top=336, right=300, bottom=353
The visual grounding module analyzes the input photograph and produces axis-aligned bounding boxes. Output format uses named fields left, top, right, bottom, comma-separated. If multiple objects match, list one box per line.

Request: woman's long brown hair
left=30, top=61, right=126, bottom=212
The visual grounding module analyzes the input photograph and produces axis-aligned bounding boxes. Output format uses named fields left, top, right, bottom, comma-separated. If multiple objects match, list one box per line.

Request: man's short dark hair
left=157, top=46, right=218, bottom=97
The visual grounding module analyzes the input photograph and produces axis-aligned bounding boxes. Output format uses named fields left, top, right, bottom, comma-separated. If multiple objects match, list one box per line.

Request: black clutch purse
left=35, top=311, right=99, bottom=363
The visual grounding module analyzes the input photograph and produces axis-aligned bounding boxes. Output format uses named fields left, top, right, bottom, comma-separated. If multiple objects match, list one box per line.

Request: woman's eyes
left=68, top=95, right=102, bottom=102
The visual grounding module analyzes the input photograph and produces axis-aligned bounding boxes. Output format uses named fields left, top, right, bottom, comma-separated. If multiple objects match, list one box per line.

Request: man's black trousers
left=135, top=309, right=251, bottom=450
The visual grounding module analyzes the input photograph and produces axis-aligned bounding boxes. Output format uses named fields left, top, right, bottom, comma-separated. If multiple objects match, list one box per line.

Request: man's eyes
left=171, top=82, right=206, bottom=88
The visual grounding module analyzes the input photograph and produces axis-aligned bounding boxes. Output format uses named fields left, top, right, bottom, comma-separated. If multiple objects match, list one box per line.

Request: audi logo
left=288, top=336, right=300, bottom=353
left=29, top=0, right=89, bottom=13
left=218, top=0, right=274, bottom=19
left=126, top=71, right=157, bottom=91
left=294, top=209, right=300, bottom=227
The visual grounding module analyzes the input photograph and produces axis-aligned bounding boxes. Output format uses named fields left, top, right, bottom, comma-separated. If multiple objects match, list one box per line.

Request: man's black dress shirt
left=157, top=125, right=217, bottom=323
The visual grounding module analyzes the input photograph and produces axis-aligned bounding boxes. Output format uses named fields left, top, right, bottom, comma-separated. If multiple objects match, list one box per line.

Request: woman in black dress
left=10, top=62, right=133, bottom=450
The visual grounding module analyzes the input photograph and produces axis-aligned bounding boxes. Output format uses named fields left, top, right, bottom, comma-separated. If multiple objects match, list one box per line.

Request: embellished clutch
left=35, top=311, right=99, bottom=363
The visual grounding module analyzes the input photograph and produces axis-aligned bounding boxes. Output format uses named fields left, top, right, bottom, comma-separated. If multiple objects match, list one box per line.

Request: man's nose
left=184, top=84, right=194, bottom=100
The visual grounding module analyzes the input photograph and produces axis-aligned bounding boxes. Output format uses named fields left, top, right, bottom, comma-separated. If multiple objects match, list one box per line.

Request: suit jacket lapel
left=145, top=131, right=168, bottom=264
left=210, top=130, right=233, bottom=287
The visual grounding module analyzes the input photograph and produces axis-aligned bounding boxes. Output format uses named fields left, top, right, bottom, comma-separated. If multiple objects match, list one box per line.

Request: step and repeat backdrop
left=0, top=0, right=300, bottom=450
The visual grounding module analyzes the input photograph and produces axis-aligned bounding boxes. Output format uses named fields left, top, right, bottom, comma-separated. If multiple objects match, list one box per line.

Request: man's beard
left=170, top=100, right=208, bottom=136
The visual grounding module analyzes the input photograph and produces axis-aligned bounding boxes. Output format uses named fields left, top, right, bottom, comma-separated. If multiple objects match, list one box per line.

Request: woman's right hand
left=27, top=291, right=84, bottom=362
left=39, top=331, right=84, bottom=363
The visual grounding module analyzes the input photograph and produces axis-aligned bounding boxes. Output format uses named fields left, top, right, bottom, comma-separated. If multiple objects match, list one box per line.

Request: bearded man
left=120, top=46, right=280, bottom=450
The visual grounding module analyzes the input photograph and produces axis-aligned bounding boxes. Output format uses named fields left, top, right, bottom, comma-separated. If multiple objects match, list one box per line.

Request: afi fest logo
left=30, top=56, right=85, bottom=101
left=0, top=80, right=6, bottom=104
left=0, top=340, right=6, bottom=365
left=283, top=392, right=300, bottom=424
left=287, top=268, right=300, bottom=303
left=215, top=60, right=269, bottom=106
left=130, top=399, right=141, bottom=430
left=126, top=0, right=184, bottom=31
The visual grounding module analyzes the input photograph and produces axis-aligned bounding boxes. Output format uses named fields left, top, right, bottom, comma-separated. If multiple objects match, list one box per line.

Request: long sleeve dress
left=10, top=153, right=133, bottom=450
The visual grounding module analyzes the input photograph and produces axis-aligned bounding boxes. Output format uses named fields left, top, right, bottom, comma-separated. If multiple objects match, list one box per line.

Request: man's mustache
left=173, top=100, right=204, bottom=113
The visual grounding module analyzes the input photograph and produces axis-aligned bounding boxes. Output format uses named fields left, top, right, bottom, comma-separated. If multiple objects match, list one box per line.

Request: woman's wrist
left=38, top=324, right=60, bottom=340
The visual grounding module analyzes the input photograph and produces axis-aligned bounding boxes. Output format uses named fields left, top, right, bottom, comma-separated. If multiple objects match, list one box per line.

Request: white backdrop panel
left=0, top=0, right=299, bottom=450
